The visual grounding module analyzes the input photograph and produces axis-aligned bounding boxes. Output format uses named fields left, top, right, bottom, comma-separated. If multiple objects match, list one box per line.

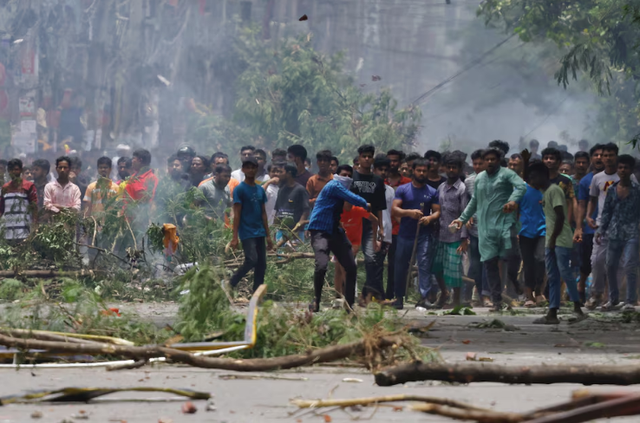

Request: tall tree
left=478, top=0, right=640, bottom=146
left=188, top=26, right=421, bottom=164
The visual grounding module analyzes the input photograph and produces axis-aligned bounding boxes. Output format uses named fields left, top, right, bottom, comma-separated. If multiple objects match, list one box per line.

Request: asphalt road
left=1, top=305, right=639, bottom=422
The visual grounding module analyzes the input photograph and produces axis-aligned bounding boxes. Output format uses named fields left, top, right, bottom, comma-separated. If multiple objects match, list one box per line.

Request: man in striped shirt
left=0, top=159, right=38, bottom=243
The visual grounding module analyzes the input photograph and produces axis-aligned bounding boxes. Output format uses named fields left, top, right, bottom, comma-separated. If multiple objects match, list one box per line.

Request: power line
left=521, top=96, right=569, bottom=139
left=410, top=33, right=517, bottom=106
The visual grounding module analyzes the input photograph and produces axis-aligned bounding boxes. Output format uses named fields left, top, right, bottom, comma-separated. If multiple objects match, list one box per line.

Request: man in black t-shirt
left=424, top=150, right=447, bottom=190
left=275, top=164, right=310, bottom=246
left=351, top=144, right=385, bottom=301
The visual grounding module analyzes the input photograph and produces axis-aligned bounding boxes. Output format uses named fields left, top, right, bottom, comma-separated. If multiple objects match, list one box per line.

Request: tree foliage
left=478, top=0, right=640, bottom=146
left=187, top=27, right=422, bottom=163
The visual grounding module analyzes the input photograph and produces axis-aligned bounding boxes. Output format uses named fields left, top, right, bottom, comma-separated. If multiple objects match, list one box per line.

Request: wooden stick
left=412, top=403, right=526, bottom=423
left=0, top=270, right=104, bottom=278
left=106, top=359, right=147, bottom=372
left=375, top=361, right=640, bottom=387
left=291, top=394, right=487, bottom=411
left=0, top=333, right=403, bottom=372
left=525, top=393, right=640, bottom=423
left=0, top=329, right=102, bottom=345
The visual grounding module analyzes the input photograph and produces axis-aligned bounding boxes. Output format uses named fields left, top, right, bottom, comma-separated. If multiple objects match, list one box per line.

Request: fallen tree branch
left=375, top=361, right=640, bottom=386
left=293, top=391, right=640, bottom=423
left=75, top=243, right=131, bottom=266
left=0, top=333, right=403, bottom=372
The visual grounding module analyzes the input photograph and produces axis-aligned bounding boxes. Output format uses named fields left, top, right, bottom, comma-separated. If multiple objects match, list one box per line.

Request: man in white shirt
left=262, top=162, right=284, bottom=225
left=44, top=156, right=82, bottom=214
left=230, top=146, right=268, bottom=183
left=373, top=155, right=395, bottom=300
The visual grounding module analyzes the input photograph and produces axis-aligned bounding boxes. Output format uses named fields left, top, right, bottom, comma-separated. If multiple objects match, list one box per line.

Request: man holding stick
left=391, top=158, right=441, bottom=310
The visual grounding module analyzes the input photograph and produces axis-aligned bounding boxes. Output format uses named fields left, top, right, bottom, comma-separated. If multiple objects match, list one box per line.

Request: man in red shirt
left=385, top=149, right=412, bottom=300
left=124, top=149, right=159, bottom=205
left=0, top=159, right=38, bottom=243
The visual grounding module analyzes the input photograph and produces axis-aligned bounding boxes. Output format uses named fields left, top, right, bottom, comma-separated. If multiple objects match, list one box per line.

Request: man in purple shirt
left=391, top=158, right=441, bottom=310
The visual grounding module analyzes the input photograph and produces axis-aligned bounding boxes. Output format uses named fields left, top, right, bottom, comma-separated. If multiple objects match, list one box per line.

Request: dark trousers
left=519, top=235, right=545, bottom=293
left=361, top=219, right=385, bottom=299
left=469, top=235, right=489, bottom=297
left=230, top=237, right=266, bottom=292
left=580, top=233, right=594, bottom=276
left=502, top=252, right=522, bottom=295
left=386, top=235, right=398, bottom=300
left=310, top=229, right=357, bottom=307
left=484, top=256, right=504, bottom=305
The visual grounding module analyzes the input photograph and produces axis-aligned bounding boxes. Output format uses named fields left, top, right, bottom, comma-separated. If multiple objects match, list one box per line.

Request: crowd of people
left=1, top=138, right=639, bottom=323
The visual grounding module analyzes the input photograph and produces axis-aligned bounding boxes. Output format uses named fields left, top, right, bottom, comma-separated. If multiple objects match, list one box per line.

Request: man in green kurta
left=452, top=148, right=526, bottom=311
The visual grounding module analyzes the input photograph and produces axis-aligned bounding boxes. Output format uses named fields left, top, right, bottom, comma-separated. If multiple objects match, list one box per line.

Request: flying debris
left=12, top=39, right=23, bottom=44
left=371, top=75, right=382, bottom=81
left=299, top=14, right=308, bottom=21
left=157, top=75, right=171, bottom=86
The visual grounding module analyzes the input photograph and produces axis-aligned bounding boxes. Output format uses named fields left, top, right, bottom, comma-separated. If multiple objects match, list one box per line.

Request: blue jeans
left=394, top=233, right=432, bottom=300
left=276, top=229, right=304, bottom=245
left=545, top=246, right=580, bottom=309
left=606, top=237, right=639, bottom=304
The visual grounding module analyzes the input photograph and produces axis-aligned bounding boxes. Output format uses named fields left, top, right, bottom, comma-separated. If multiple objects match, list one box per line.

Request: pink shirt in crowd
left=44, top=180, right=82, bottom=213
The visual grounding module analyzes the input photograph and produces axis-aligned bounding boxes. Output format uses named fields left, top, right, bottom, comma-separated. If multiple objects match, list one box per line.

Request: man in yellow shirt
left=83, top=157, right=119, bottom=220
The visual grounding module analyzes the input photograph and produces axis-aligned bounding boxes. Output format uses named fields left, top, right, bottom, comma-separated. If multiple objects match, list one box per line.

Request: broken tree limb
left=374, top=361, right=640, bottom=386
left=0, top=333, right=404, bottom=372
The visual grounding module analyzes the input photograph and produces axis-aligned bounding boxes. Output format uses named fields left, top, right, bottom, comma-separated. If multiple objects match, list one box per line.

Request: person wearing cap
left=226, top=156, right=274, bottom=294
left=177, top=146, right=196, bottom=173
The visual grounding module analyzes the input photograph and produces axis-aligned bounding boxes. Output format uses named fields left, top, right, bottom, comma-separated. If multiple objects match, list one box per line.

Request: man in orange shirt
left=306, top=150, right=333, bottom=207
left=123, top=149, right=159, bottom=234
left=84, top=157, right=119, bottom=220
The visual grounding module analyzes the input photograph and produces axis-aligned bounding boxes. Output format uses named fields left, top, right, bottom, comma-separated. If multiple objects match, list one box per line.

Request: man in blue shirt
left=391, top=158, right=441, bottom=310
left=518, top=180, right=546, bottom=307
left=307, top=164, right=369, bottom=312
left=228, top=157, right=274, bottom=293
left=572, top=144, right=604, bottom=303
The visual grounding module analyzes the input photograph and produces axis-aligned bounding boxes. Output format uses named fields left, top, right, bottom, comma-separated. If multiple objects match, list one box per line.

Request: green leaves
left=479, top=0, right=640, bottom=148
left=187, top=26, right=420, bottom=165
left=0, top=279, right=23, bottom=301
